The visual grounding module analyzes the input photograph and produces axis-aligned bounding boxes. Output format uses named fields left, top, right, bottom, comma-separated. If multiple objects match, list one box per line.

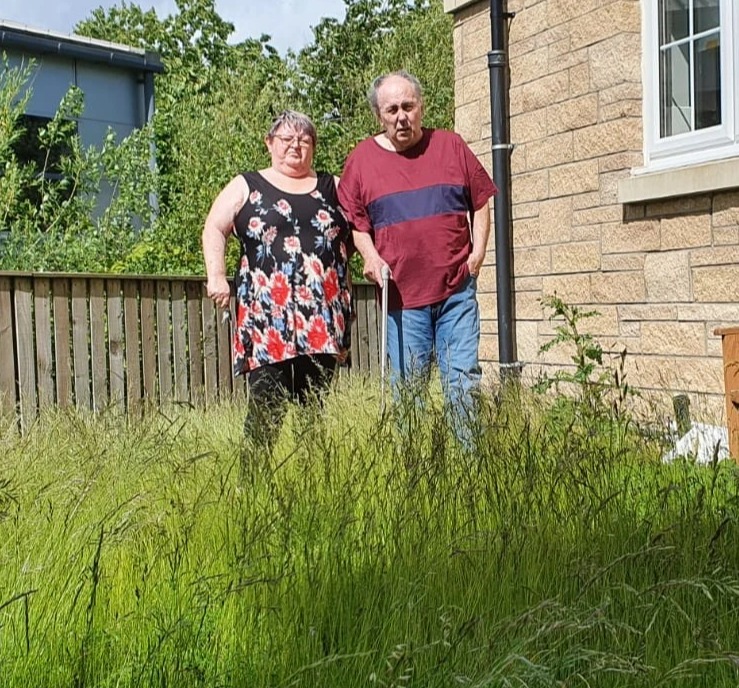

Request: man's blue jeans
left=386, top=275, right=482, bottom=446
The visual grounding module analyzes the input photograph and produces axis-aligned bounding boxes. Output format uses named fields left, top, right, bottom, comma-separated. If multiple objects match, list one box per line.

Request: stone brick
left=694, top=266, right=739, bottom=302
left=549, top=44, right=588, bottom=71
left=461, top=8, right=489, bottom=36
left=571, top=223, right=602, bottom=241
left=645, top=194, right=711, bottom=218
left=547, top=94, right=598, bottom=135
left=513, top=201, right=541, bottom=220
left=574, top=119, right=641, bottom=159
left=514, top=217, right=543, bottom=246
left=509, top=84, right=525, bottom=116
left=569, top=62, right=590, bottom=97
left=527, top=131, right=574, bottom=170
left=511, top=45, right=550, bottom=85
left=591, top=271, right=645, bottom=303
left=713, top=191, right=739, bottom=227
left=538, top=196, right=574, bottom=239
left=477, top=292, right=498, bottom=318
left=511, top=145, right=528, bottom=174
left=599, top=81, right=643, bottom=105
left=511, top=109, right=549, bottom=144
left=549, top=160, right=600, bottom=196
left=660, top=213, right=712, bottom=250
left=515, top=276, right=544, bottom=291
left=601, top=100, right=642, bottom=121
left=522, top=71, right=570, bottom=111
left=600, top=170, right=630, bottom=205
left=644, top=251, right=691, bottom=303
left=573, top=204, right=623, bottom=226
left=464, top=27, right=491, bottom=65
left=515, top=289, right=547, bottom=320
left=570, top=2, right=641, bottom=50
left=601, top=219, right=660, bottom=254
left=578, top=306, right=620, bottom=337
left=455, top=101, right=482, bottom=142
left=601, top=253, right=645, bottom=272
left=599, top=151, right=643, bottom=173
left=514, top=169, right=550, bottom=202
left=573, top=191, right=602, bottom=210
left=510, top=0, right=549, bottom=42
left=677, top=304, right=739, bottom=322
left=516, top=246, right=552, bottom=275
left=509, top=35, right=538, bottom=60
left=551, top=241, right=601, bottom=273
left=515, top=320, right=541, bottom=363
left=547, top=0, right=600, bottom=26
left=690, top=246, right=739, bottom=267
left=541, top=274, right=592, bottom=302
left=589, top=33, right=641, bottom=90
left=619, top=304, right=678, bottom=321
left=631, top=355, right=723, bottom=395
left=462, top=69, right=489, bottom=106
left=713, top=226, right=739, bottom=246
left=620, top=321, right=640, bottom=337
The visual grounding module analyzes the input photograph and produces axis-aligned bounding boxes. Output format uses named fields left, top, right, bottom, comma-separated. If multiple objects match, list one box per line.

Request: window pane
left=694, top=0, right=720, bottom=34
left=660, top=43, right=692, bottom=137
left=694, top=33, right=721, bottom=129
left=660, top=0, right=689, bottom=45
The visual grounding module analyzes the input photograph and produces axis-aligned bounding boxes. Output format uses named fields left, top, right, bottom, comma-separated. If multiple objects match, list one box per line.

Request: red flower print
left=315, top=209, right=332, bottom=227
left=295, top=311, right=307, bottom=333
left=307, top=316, right=330, bottom=351
left=323, top=268, right=339, bottom=303
left=247, top=217, right=264, bottom=237
left=271, top=271, right=290, bottom=307
left=263, top=226, right=277, bottom=246
left=304, top=253, right=325, bottom=286
left=296, top=285, right=313, bottom=306
left=284, top=235, right=301, bottom=255
left=275, top=199, right=292, bottom=217
left=249, top=190, right=262, bottom=204
left=266, top=327, right=287, bottom=361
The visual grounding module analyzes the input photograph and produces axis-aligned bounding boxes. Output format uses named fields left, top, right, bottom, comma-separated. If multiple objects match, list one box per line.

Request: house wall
left=6, top=48, right=145, bottom=143
left=447, top=0, right=739, bottom=416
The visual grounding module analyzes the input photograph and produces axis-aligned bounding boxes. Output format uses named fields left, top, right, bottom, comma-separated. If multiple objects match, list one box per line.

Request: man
left=338, top=70, right=497, bottom=442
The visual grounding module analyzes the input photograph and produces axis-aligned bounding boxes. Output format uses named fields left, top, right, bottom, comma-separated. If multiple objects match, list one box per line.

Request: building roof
left=0, top=19, right=164, bottom=73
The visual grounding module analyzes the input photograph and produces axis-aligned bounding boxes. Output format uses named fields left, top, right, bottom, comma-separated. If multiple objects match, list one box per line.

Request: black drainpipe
left=488, top=0, right=520, bottom=380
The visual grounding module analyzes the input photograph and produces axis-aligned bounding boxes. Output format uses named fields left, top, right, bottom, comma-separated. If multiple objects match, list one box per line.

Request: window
left=643, top=0, right=737, bottom=171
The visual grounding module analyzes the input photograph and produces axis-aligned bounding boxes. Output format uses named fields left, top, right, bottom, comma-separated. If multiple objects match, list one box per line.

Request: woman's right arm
left=202, top=175, right=249, bottom=309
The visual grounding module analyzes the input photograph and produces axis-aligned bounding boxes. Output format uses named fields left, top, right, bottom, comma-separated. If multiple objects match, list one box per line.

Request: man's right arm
left=353, top=231, right=390, bottom=286
left=339, top=154, right=391, bottom=286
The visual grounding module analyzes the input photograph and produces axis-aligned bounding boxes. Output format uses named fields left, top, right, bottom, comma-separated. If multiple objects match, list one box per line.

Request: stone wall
left=446, top=0, right=739, bottom=416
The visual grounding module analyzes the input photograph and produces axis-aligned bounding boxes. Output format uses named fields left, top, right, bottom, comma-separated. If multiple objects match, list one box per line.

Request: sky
left=1, top=0, right=347, bottom=54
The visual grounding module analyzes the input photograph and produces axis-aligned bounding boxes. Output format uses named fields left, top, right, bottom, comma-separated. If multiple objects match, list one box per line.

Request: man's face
left=375, top=76, right=424, bottom=152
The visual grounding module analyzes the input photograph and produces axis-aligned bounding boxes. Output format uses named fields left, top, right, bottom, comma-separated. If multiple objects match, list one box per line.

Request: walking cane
left=380, top=264, right=391, bottom=412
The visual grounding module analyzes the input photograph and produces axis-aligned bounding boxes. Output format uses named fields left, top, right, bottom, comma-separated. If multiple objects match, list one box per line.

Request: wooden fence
left=0, top=272, right=380, bottom=426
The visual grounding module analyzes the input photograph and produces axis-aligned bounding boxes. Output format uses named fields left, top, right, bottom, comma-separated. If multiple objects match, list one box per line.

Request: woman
left=202, top=110, right=352, bottom=446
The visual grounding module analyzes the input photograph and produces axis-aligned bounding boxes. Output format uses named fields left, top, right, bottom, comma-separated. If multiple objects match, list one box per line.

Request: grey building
left=1, top=20, right=164, bottom=226
left=1, top=19, right=163, bottom=149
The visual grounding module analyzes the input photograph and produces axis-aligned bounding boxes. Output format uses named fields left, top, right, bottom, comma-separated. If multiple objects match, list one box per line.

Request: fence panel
left=0, top=273, right=382, bottom=424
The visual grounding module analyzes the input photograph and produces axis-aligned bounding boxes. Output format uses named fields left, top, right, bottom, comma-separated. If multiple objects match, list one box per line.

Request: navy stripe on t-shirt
left=367, top=183, right=469, bottom=231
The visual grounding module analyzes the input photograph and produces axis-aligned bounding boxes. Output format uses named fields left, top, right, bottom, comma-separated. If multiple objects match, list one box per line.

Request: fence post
left=714, top=327, right=739, bottom=462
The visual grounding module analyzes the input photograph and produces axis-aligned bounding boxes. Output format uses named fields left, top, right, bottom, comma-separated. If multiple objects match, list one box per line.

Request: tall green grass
left=1, top=374, right=739, bottom=687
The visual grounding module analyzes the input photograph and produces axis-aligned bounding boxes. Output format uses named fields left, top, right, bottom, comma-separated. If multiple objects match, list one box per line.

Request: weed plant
left=1, top=374, right=739, bottom=687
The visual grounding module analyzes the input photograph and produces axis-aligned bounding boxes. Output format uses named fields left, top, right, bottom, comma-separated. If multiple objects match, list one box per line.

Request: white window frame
left=641, top=0, right=738, bottom=173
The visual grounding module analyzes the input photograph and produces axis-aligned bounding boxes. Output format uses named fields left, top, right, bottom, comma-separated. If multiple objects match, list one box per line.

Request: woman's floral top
left=231, top=171, right=352, bottom=375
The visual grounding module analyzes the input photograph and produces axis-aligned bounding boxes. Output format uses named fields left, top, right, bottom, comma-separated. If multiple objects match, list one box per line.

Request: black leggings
left=244, top=354, right=337, bottom=446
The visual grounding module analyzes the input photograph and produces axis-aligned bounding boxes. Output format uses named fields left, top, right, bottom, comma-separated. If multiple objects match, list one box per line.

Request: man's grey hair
left=267, top=110, right=317, bottom=146
left=367, top=70, right=424, bottom=116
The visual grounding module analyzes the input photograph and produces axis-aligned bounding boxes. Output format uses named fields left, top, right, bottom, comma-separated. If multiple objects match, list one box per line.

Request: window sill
left=618, top=157, right=739, bottom=204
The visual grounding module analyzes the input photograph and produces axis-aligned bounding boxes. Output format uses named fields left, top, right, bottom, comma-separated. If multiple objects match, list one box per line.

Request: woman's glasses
left=273, top=133, right=313, bottom=148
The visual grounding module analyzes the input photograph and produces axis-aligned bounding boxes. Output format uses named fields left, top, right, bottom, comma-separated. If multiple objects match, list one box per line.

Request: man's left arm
left=467, top=201, right=491, bottom=277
